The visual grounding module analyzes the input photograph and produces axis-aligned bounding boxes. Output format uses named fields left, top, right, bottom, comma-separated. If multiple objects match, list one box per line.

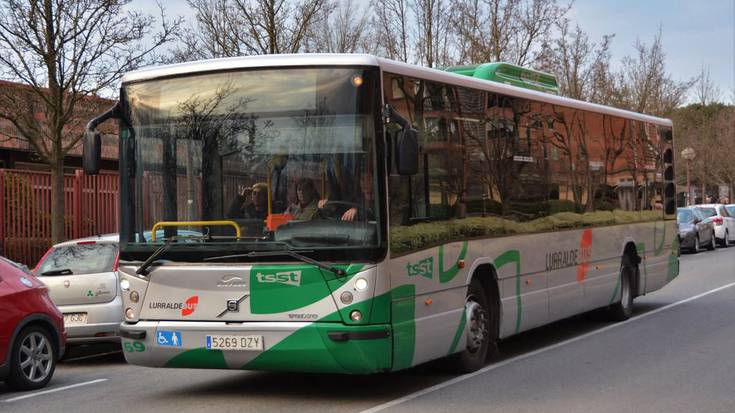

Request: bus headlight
left=129, top=290, right=140, bottom=303
left=125, top=308, right=135, bottom=320
left=354, top=277, right=368, bottom=291
left=120, top=279, right=130, bottom=291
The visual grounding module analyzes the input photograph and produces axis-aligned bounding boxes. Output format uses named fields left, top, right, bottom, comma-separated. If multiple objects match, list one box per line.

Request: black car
left=677, top=207, right=716, bottom=253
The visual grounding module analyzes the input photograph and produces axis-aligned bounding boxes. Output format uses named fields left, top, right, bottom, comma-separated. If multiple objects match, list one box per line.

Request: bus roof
left=121, top=53, right=673, bottom=127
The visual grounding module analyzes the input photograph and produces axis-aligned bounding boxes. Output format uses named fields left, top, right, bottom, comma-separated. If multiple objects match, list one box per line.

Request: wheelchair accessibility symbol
left=157, top=330, right=182, bottom=347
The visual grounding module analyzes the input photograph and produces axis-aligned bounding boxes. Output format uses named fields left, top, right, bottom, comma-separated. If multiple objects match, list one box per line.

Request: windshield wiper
left=203, top=250, right=346, bottom=277
left=136, top=234, right=210, bottom=276
left=136, top=238, right=173, bottom=276
left=41, top=268, right=73, bottom=276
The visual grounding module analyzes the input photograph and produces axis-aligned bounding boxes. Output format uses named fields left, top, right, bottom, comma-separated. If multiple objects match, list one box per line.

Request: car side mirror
left=396, top=128, right=419, bottom=175
left=693, top=218, right=701, bottom=224
left=83, top=129, right=102, bottom=175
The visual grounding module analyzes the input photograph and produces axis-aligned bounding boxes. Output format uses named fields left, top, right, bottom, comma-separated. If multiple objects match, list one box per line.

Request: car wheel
left=451, top=279, right=494, bottom=373
left=692, top=236, right=700, bottom=254
left=608, top=257, right=635, bottom=321
left=722, top=231, right=730, bottom=248
left=707, top=232, right=716, bottom=251
left=5, top=326, right=57, bottom=390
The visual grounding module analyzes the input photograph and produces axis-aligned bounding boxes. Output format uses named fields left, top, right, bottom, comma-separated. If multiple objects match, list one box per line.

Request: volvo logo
left=216, top=294, right=249, bottom=318
left=217, top=275, right=247, bottom=288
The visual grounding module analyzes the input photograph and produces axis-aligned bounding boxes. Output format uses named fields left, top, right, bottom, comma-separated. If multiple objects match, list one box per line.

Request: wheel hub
left=19, top=332, right=52, bottom=383
left=465, top=298, right=488, bottom=353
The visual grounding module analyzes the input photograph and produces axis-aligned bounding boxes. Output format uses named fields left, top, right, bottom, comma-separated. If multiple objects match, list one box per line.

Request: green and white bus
left=84, top=54, right=679, bottom=374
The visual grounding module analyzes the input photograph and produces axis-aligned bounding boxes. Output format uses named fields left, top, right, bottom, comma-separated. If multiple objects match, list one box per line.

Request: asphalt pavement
left=2, top=246, right=734, bottom=413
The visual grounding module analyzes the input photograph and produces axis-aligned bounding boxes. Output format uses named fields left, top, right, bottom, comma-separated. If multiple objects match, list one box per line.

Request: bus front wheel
left=453, top=279, right=494, bottom=373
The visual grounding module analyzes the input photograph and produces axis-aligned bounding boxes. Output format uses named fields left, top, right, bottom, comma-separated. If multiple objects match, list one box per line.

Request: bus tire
left=608, top=257, right=635, bottom=321
left=453, top=279, right=493, bottom=373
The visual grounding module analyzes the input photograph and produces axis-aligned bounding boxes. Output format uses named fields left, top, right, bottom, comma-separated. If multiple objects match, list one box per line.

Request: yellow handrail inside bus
left=150, top=220, right=241, bottom=241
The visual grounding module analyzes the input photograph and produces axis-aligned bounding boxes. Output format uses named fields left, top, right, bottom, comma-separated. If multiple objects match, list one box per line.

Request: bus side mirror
left=396, top=128, right=419, bottom=175
left=83, top=102, right=122, bottom=175
left=83, top=129, right=101, bottom=175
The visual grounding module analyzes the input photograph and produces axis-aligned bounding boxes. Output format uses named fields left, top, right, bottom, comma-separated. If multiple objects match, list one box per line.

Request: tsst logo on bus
left=255, top=270, right=302, bottom=286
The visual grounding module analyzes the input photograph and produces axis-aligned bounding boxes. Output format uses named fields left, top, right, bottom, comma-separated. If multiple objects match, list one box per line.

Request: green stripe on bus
left=438, top=241, right=468, bottom=283
left=636, top=242, right=647, bottom=292
left=609, top=273, right=621, bottom=305
left=494, top=250, right=522, bottom=334
left=653, top=221, right=667, bottom=256
left=667, top=235, right=680, bottom=281
left=447, top=308, right=467, bottom=355
left=391, top=284, right=416, bottom=370
left=249, top=264, right=363, bottom=315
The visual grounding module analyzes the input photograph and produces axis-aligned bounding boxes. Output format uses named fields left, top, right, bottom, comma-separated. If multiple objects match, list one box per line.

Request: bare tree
left=174, top=0, right=332, bottom=61
left=618, top=29, right=692, bottom=116
left=451, top=0, right=570, bottom=66
left=693, top=64, right=721, bottom=106
left=411, top=0, right=453, bottom=68
left=173, top=0, right=245, bottom=60
left=536, top=19, right=613, bottom=101
left=372, top=0, right=411, bottom=62
left=304, top=0, right=372, bottom=53
left=0, top=0, right=179, bottom=243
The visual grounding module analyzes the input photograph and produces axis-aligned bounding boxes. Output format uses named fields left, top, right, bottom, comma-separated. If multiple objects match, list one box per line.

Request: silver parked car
left=34, top=234, right=121, bottom=344
left=677, top=207, right=716, bottom=253
left=32, top=230, right=204, bottom=345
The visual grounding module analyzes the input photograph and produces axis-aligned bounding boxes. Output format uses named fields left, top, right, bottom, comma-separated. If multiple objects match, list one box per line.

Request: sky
left=567, top=0, right=735, bottom=103
left=129, top=0, right=735, bottom=103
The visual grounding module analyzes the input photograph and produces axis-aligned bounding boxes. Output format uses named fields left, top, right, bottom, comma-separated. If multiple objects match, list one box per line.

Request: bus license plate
left=64, top=312, right=88, bottom=325
left=205, top=335, right=263, bottom=351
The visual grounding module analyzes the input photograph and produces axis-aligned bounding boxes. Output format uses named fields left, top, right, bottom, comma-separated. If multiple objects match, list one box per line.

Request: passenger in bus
left=227, top=182, right=268, bottom=220
left=286, top=178, right=320, bottom=221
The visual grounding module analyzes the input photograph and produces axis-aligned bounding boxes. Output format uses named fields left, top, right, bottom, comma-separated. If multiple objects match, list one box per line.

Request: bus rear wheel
left=452, top=279, right=494, bottom=373
left=608, top=257, right=636, bottom=321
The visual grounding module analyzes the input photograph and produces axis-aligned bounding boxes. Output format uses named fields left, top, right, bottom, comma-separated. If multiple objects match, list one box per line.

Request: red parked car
left=0, top=256, right=66, bottom=390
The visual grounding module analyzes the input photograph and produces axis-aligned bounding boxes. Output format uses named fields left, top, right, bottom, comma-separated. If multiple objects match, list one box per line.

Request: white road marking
left=63, top=350, right=122, bottom=362
left=360, top=281, right=735, bottom=413
left=3, top=378, right=109, bottom=403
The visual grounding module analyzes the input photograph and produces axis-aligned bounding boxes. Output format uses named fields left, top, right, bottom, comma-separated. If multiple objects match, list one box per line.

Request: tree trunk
left=50, top=160, right=65, bottom=244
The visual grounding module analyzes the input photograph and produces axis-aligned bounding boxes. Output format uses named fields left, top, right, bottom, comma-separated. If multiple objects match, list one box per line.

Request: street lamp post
left=681, top=147, right=696, bottom=206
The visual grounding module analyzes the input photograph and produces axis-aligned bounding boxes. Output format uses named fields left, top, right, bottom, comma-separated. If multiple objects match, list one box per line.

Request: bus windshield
left=118, top=67, right=382, bottom=261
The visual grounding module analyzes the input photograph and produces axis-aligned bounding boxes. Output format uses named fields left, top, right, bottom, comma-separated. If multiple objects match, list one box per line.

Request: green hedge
left=390, top=209, right=663, bottom=254
left=548, top=199, right=580, bottom=214
left=465, top=199, right=503, bottom=215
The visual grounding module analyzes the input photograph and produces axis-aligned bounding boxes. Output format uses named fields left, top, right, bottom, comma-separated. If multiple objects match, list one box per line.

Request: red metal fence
left=0, top=169, right=119, bottom=266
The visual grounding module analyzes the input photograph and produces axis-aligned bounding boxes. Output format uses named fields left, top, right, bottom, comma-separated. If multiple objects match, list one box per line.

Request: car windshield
left=698, top=207, right=717, bottom=218
left=727, top=206, right=735, bottom=217
left=37, top=244, right=118, bottom=275
left=677, top=210, right=693, bottom=223
left=118, top=66, right=382, bottom=261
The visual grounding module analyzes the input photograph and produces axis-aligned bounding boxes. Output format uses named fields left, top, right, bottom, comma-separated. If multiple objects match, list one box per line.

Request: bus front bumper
left=120, top=321, right=392, bottom=374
